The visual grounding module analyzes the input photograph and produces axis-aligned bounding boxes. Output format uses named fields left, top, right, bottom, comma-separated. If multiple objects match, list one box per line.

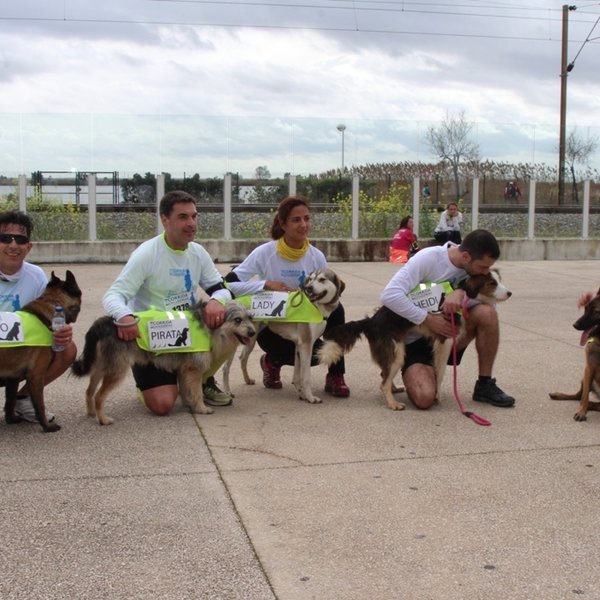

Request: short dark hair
left=271, top=196, right=310, bottom=240
left=459, top=229, right=500, bottom=260
left=159, top=190, right=197, bottom=217
left=0, top=210, right=34, bottom=238
left=399, top=215, right=412, bottom=229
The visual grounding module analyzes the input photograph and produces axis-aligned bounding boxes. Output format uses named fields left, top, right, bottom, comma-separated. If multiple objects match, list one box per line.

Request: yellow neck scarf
left=276, top=237, right=309, bottom=261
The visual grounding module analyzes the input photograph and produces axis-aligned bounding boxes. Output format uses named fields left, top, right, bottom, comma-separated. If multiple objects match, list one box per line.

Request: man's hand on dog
left=441, top=289, right=465, bottom=316
left=202, top=299, right=227, bottom=330
left=115, top=315, right=140, bottom=341
left=265, top=280, right=294, bottom=292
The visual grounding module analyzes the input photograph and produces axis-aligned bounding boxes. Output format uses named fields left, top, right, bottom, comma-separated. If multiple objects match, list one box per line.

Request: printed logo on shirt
left=164, top=291, right=192, bottom=312
left=281, top=269, right=307, bottom=288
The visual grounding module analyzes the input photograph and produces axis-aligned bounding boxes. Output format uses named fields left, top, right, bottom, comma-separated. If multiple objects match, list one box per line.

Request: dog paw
left=42, top=422, right=61, bottom=433
left=304, top=395, right=322, bottom=404
left=98, top=416, right=114, bottom=426
left=5, top=413, right=21, bottom=424
left=387, top=400, right=406, bottom=411
left=192, top=404, right=214, bottom=415
left=574, top=413, right=588, bottom=422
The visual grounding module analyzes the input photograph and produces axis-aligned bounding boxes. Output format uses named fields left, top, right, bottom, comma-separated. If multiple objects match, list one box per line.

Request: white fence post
left=87, top=173, right=97, bottom=242
left=156, top=174, right=166, bottom=234
left=351, top=174, right=359, bottom=239
left=224, top=173, right=232, bottom=240
left=582, top=179, right=590, bottom=239
left=527, top=180, right=536, bottom=240
left=18, top=175, right=27, bottom=212
left=412, top=177, right=420, bottom=236
left=471, top=177, right=479, bottom=231
left=288, top=175, right=297, bottom=196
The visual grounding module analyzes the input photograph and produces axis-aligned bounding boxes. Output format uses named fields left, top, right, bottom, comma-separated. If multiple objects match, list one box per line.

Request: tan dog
left=549, top=288, right=600, bottom=421
left=222, top=267, right=345, bottom=404
left=71, top=301, right=256, bottom=425
left=1, top=271, right=82, bottom=432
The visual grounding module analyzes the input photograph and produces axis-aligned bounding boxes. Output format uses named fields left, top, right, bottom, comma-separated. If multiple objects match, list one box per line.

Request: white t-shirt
left=380, top=242, right=467, bottom=343
left=435, top=210, right=463, bottom=233
left=0, top=262, right=48, bottom=312
left=231, top=240, right=327, bottom=292
left=102, top=233, right=230, bottom=321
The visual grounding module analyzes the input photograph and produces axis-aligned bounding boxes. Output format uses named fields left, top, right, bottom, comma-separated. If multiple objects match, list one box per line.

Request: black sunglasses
left=0, top=233, right=29, bottom=245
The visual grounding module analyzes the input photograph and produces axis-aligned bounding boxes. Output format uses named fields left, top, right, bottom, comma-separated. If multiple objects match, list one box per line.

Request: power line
left=1, top=1, right=598, bottom=44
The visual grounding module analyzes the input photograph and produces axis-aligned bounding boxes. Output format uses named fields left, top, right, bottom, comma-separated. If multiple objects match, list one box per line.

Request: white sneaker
left=14, top=396, right=55, bottom=423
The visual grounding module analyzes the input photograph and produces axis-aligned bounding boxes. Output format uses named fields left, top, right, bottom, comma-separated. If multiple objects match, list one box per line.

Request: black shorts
left=402, top=336, right=466, bottom=374
left=132, top=363, right=177, bottom=391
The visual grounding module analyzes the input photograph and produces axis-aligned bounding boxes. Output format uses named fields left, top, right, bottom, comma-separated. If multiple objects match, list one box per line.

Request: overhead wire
left=0, top=0, right=598, bottom=45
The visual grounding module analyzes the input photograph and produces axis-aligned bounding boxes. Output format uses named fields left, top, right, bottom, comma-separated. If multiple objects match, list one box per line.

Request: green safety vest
left=135, top=308, right=211, bottom=354
left=234, top=291, right=323, bottom=323
left=0, top=311, right=53, bottom=347
left=409, top=281, right=455, bottom=313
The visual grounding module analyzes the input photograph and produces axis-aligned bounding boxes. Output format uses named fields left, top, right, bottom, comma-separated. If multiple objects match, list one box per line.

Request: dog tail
left=71, top=316, right=113, bottom=377
left=318, top=318, right=370, bottom=366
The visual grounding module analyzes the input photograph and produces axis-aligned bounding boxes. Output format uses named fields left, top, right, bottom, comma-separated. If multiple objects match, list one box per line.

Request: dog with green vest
left=71, top=300, right=256, bottom=425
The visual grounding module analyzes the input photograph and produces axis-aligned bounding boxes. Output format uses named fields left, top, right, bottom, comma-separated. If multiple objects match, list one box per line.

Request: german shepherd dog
left=549, top=288, right=600, bottom=421
left=71, top=301, right=256, bottom=425
left=2, top=271, right=82, bottom=432
left=222, top=267, right=345, bottom=404
left=319, top=271, right=511, bottom=411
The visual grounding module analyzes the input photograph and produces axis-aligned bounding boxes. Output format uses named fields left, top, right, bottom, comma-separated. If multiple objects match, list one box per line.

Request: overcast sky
left=0, top=0, right=599, bottom=177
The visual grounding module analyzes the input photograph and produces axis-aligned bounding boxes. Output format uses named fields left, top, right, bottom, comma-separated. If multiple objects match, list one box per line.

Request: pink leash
left=450, top=311, right=492, bottom=427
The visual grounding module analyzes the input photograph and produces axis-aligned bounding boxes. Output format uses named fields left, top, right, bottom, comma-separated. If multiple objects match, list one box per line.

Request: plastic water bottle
left=51, top=305, right=66, bottom=352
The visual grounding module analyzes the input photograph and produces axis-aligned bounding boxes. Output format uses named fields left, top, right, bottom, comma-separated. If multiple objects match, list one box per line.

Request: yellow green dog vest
left=234, top=291, right=323, bottom=323
left=409, top=281, right=454, bottom=313
left=0, top=311, right=53, bottom=347
left=135, top=308, right=211, bottom=354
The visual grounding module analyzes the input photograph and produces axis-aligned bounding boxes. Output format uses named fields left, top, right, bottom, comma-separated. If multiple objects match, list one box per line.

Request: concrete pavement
left=1, top=260, right=600, bottom=599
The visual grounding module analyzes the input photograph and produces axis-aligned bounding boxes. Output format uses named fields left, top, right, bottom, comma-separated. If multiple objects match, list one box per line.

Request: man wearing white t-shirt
left=381, top=229, right=514, bottom=409
left=102, top=190, right=234, bottom=415
left=0, top=211, right=75, bottom=423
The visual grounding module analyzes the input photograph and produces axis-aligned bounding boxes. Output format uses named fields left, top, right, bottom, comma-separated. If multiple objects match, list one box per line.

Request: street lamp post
left=336, top=123, right=346, bottom=174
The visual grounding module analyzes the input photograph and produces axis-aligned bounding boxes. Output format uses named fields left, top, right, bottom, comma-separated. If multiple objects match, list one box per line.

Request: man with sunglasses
left=0, top=210, right=75, bottom=423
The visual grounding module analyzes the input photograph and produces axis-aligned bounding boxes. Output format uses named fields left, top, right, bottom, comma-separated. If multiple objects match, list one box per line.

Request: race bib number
left=409, top=281, right=454, bottom=313
left=164, top=291, right=192, bottom=312
left=147, top=316, right=192, bottom=351
left=246, top=291, right=290, bottom=319
left=0, top=312, right=25, bottom=343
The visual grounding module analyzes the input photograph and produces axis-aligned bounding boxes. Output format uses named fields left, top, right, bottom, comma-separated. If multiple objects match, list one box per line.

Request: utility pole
left=559, top=5, right=576, bottom=205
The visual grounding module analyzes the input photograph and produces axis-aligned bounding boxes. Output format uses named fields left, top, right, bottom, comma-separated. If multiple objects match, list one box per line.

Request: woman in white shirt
left=225, top=196, right=350, bottom=397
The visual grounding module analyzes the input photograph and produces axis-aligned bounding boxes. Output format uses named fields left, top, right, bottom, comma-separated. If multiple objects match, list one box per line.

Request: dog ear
left=338, top=278, right=346, bottom=295
left=459, top=275, right=481, bottom=299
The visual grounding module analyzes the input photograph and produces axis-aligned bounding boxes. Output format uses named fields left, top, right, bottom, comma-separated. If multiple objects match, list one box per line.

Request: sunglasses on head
left=0, top=233, right=29, bottom=245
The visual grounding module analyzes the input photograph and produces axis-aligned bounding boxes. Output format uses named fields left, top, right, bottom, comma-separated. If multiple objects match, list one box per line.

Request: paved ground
left=2, top=260, right=600, bottom=600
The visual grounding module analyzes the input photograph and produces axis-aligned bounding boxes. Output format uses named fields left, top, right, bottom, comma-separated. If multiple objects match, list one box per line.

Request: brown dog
left=549, top=288, right=600, bottom=421
left=319, top=270, right=511, bottom=411
left=1, top=271, right=82, bottom=432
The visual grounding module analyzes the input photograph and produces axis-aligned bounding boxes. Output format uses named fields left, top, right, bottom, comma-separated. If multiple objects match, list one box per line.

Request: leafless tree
left=425, top=111, right=480, bottom=201
left=566, top=128, right=598, bottom=203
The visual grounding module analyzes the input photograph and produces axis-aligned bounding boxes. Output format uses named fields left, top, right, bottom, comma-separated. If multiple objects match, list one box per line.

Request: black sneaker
left=472, top=378, right=515, bottom=408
